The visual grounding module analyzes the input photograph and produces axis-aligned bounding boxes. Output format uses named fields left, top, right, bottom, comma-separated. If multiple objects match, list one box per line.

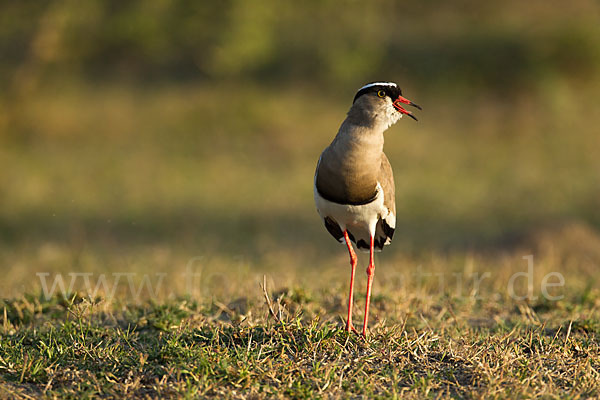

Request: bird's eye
left=377, top=90, right=386, bottom=98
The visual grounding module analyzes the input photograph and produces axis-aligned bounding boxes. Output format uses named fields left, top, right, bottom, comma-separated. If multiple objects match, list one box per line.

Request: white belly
left=314, top=182, right=389, bottom=239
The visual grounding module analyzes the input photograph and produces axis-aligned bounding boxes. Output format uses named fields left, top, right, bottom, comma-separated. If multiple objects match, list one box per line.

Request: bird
left=314, top=81, right=421, bottom=336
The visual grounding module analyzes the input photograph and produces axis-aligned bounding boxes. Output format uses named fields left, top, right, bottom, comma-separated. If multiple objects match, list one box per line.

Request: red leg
left=343, top=230, right=358, bottom=334
left=362, top=235, right=375, bottom=337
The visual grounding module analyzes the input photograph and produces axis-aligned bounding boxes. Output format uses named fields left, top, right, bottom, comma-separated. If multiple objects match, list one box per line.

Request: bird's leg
left=362, top=235, right=375, bottom=337
left=343, top=230, right=358, bottom=334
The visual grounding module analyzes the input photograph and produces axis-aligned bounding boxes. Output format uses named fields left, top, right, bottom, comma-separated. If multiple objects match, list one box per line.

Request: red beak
left=392, top=95, right=422, bottom=121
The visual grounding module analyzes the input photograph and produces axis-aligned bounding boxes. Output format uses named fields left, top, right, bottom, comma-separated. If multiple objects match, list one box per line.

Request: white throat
left=379, top=98, right=402, bottom=130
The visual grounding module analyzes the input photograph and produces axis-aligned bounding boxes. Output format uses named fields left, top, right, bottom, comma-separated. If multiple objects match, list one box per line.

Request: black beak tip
left=407, top=113, right=418, bottom=121
left=411, top=102, right=422, bottom=111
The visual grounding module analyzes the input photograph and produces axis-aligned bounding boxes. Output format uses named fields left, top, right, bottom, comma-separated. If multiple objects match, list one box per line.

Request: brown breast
left=315, top=146, right=379, bottom=205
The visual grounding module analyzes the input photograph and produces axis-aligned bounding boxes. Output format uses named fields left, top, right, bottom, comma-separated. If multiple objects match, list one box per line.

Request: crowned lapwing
left=314, top=82, right=421, bottom=336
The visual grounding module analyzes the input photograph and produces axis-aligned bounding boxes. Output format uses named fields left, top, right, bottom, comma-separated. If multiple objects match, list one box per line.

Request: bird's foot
left=345, top=321, right=359, bottom=335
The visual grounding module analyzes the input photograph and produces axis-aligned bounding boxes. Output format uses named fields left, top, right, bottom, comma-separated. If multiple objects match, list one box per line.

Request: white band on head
left=357, top=82, right=397, bottom=92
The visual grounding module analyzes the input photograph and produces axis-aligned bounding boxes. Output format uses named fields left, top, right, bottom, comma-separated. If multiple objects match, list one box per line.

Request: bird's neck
left=330, top=120, right=385, bottom=161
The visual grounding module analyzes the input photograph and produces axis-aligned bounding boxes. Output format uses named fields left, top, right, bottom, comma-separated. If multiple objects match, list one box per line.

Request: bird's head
left=350, top=82, right=421, bottom=128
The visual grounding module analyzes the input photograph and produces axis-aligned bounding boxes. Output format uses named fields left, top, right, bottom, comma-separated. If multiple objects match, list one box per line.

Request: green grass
left=1, top=79, right=600, bottom=398
left=1, top=274, right=599, bottom=399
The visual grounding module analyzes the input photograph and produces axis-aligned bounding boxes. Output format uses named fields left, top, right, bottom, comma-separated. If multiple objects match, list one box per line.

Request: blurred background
left=1, top=0, right=599, bottom=298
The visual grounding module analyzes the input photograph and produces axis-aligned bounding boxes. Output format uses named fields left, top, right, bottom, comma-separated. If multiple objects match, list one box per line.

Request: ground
left=1, top=248, right=599, bottom=398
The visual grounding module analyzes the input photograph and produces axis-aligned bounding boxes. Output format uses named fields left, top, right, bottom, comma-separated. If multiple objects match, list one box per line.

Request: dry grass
left=1, top=234, right=599, bottom=399
left=1, top=223, right=599, bottom=398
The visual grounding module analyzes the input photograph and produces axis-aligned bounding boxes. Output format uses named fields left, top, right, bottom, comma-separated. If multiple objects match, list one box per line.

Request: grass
left=1, top=261, right=599, bottom=399
left=1, top=79, right=600, bottom=398
left=1, top=222, right=600, bottom=398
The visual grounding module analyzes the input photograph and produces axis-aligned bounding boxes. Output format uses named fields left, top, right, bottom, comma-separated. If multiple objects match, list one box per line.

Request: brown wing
left=380, top=153, right=395, bottom=217
left=373, top=153, right=396, bottom=250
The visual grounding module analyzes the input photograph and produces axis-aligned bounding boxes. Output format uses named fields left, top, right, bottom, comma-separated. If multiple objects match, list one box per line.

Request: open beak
left=393, top=95, right=422, bottom=121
